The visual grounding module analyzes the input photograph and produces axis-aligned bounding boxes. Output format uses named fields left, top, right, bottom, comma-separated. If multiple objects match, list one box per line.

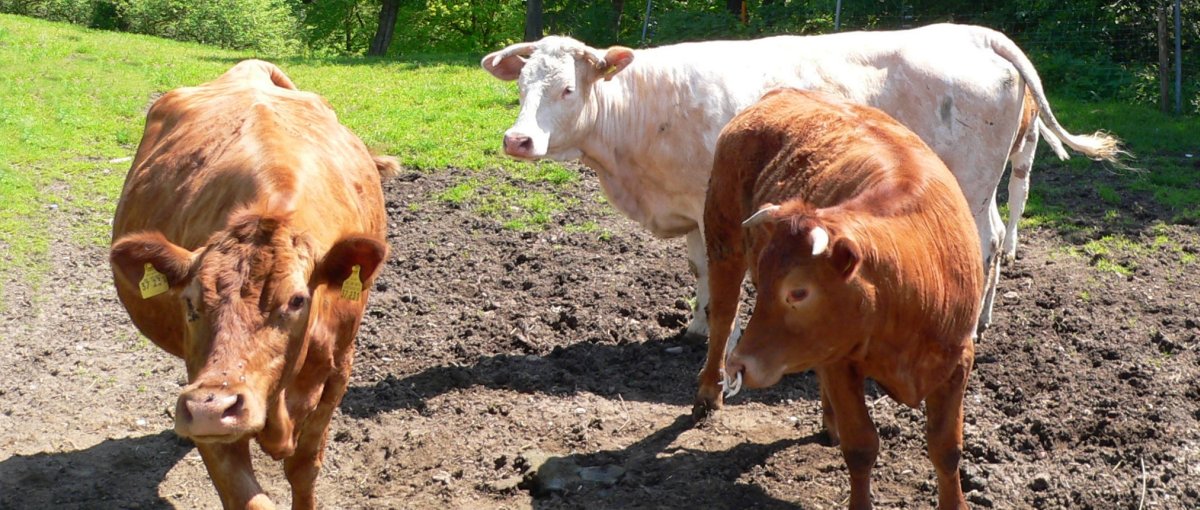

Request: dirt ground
left=1, top=159, right=1197, bottom=509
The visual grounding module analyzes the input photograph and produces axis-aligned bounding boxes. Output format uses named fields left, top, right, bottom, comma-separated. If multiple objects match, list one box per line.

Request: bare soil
left=1, top=161, right=1197, bottom=509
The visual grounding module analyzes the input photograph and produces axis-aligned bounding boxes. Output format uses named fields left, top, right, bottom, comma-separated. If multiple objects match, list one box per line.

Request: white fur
left=484, top=24, right=1120, bottom=336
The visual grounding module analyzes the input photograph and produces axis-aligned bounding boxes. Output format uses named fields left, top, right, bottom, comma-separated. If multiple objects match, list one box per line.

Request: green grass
left=0, top=14, right=573, bottom=297
left=1020, top=98, right=1200, bottom=227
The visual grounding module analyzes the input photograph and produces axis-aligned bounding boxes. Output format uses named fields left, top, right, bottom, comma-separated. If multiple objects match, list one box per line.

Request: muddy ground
left=1, top=159, right=1197, bottom=509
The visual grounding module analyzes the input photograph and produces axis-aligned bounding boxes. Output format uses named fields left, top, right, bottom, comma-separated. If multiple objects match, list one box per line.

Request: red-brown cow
left=110, top=60, right=396, bottom=509
left=706, top=89, right=983, bottom=509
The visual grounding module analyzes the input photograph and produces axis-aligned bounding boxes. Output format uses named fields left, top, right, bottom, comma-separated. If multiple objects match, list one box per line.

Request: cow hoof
left=819, top=428, right=841, bottom=447
left=682, top=328, right=709, bottom=343
left=691, top=395, right=723, bottom=422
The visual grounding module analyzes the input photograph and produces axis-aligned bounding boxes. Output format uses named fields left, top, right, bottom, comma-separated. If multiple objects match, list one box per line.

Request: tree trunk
left=1157, top=1, right=1170, bottom=113
left=611, top=0, right=625, bottom=42
left=524, top=0, right=543, bottom=42
left=725, top=0, right=742, bottom=19
left=368, top=0, right=400, bottom=57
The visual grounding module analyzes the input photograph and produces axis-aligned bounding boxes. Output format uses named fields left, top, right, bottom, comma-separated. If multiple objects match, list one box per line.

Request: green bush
left=0, top=0, right=91, bottom=24
left=121, top=0, right=300, bottom=53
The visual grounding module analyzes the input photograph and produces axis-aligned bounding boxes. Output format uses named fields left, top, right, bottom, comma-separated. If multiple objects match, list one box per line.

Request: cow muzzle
left=174, top=383, right=264, bottom=442
left=725, top=350, right=783, bottom=392
left=502, top=132, right=538, bottom=159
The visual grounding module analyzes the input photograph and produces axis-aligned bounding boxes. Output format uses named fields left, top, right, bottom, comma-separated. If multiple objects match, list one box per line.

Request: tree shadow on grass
left=0, top=430, right=192, bottom=509
left=197, top=53, right=483, bottom=71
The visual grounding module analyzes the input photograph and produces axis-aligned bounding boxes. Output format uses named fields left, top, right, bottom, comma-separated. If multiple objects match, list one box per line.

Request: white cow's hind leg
left=977, top=197, right=1004, bottom=335
left=1003, top=122, right=1040, bottom=262
left=685, top=228, right=711, bottom=339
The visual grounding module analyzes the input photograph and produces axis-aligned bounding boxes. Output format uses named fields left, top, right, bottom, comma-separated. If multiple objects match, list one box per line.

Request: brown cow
left=706, top=89, right=983, bottom=509
left=110, top=60, right=396, bottom=509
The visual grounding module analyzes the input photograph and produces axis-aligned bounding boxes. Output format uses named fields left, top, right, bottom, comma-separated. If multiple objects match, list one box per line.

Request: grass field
left=0, top=14, right=571, bottom=286
left=1, top=13, right=1197, bottom=289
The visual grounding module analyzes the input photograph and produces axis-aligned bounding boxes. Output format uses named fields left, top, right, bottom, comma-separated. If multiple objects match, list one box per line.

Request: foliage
left=120, top=0, right=301, bottom=53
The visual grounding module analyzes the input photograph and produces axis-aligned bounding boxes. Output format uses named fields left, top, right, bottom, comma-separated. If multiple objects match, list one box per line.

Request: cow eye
left=786, top=288, right=809, bottom=304
left=184, top=297, right=200, bottom=322
left=286, top=293, right=308, bottom=313
left=562, top=86, right=574, bottom=98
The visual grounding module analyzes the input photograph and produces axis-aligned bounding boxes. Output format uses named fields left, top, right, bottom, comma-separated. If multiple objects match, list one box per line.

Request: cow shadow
left=519, top=414, right=821, bottom=509
left=0, top=430, right=192, bottom=509
left=339, top=332, right=888, bottom=420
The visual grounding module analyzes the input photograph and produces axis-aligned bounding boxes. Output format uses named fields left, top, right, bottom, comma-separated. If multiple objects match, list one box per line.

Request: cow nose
left=175, top=389, right=246, bottom=438
left=503, top=133, right=534, bottom=158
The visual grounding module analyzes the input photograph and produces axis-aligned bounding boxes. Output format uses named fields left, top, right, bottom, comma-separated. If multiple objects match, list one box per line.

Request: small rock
left=664, top=346, right=684, bottom=354
left=967, top=490, right=994, bottom=507
left=573, top=407, right=586, bottom=414
left=135, top=418, right=147, bottom=427
left=1003, top=291, right=1019, bottom=300
left=432, top=470, right=452, bottom=485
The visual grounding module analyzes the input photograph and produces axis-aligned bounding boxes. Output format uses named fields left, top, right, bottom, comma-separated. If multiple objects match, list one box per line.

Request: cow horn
left=488, top=42, right=537, bottom=68
left=742, top=204, right=781, bottom=229
left=810, top=226, right=830, bottom=256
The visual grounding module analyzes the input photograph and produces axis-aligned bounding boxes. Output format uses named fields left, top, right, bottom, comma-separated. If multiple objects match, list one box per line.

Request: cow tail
left=985, top=30, right=1127, bottom=165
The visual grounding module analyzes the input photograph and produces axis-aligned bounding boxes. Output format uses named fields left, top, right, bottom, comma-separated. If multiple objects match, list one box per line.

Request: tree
left=367, top=0, right=400, bottom=55
left=368, top=0, right=401, bottom=56
left=525, top=0, right=543, bottom=41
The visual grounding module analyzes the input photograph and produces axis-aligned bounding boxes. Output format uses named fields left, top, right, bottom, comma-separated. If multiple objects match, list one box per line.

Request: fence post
left=641, top=0, right=652, bottom=45
left=835, top=0, right=842, bottom=31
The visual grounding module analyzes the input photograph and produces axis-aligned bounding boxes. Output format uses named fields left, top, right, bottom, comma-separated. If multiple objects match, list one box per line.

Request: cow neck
left=580, top=64, right=673, bottom=178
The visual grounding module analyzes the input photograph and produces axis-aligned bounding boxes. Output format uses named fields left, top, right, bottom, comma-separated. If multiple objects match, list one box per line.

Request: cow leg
left=820, top=363, right=878, bottom=510
left=1002, top=123, right=1039, bottom=263
left=924, top=339, right=974, bottom=510
left=816, top=367, right=839, bottom=447
left=976, top=196, right=1003, bottom=335
left=285, top=370, right=351, bottom=510
left=196, top=440, right=275, bottom=510
left=693, top=238, right=747, bottom=419
left=684, top=228, right=711, bottom=339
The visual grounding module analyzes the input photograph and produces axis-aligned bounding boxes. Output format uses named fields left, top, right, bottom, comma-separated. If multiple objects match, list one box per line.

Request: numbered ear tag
left=139, top=263, right=169, bottom=299
left=341, top=265, right=363, bottom=301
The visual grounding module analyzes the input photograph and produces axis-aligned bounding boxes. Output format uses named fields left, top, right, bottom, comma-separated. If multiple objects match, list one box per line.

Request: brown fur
left=704, top=89, right=982, bottom=509
left=110, top=60, right=391, bottom=510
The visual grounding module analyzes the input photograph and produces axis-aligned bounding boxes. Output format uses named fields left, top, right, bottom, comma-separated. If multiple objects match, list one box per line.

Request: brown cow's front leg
left=816, top=367, right=840, bottom=447
left=693, top=254, right=747, bottom=419
left=285, top=364, right=353, bottom=510
left=924, top=339, right=974, bottom=510
left=820, top=363, right=878, bottom=510
left=196, top=439, right=274, bottom=510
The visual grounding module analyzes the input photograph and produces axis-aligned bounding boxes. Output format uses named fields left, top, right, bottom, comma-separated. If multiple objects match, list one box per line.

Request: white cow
left=482, top=24, right=1121, bottom=415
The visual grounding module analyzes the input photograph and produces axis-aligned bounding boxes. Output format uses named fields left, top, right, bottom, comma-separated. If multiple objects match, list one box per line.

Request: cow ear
left=318, top=236, right=389, bottom=295
left=482, top=42, right=536, bottom=81
left=599, top=46, right=634, bottom=81
left=110, top=232, right=197, bottom=295
left=829, top=237, right=860, bottom=281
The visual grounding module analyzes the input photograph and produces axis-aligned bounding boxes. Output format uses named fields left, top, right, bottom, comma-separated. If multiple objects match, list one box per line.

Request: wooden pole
left=1159, top=1, right=1170, bottom=113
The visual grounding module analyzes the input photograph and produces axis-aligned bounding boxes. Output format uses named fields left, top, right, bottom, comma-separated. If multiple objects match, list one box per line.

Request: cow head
left=482, top=36, right=634, bottom=160
left=110, top=212, right=386, bottom=451
left=726, top=203, right=869, bottom=389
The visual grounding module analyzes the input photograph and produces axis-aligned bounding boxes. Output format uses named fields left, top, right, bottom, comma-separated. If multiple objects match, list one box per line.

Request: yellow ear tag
left=341, top=265, right=363, bottom=301
left=139, top=263, right=169, bottom=299
left=604, top=65, right=618, bottom=77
